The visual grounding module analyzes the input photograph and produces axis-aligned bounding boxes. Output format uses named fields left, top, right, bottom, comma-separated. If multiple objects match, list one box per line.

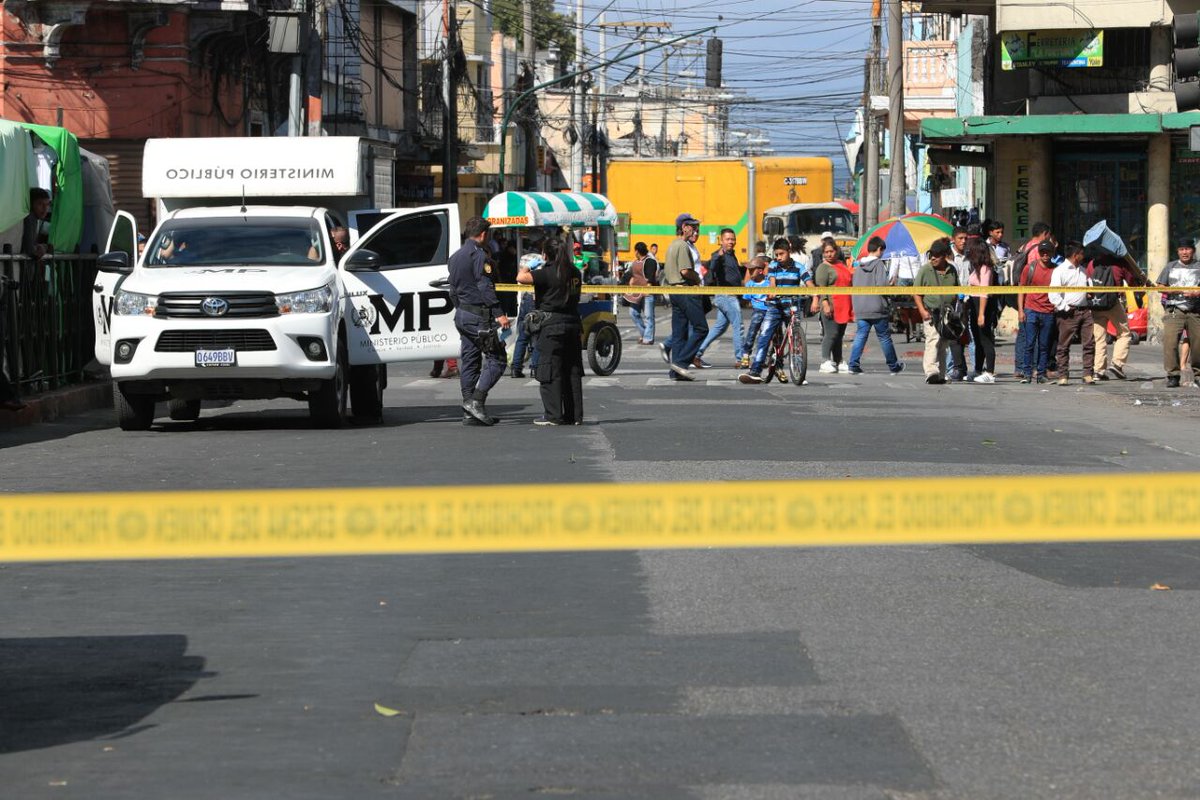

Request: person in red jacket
left=1017, top=240, right=1058, bottom=383
left=813, top=242, right=854, bottom=373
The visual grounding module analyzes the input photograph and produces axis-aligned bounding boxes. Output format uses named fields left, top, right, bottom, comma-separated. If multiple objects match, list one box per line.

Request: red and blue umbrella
left=852, top=213, right=953, bottom=260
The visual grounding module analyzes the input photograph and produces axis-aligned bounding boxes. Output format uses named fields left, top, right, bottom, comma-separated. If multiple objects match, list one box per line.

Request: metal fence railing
left=0, top=250, right=99, bottom=396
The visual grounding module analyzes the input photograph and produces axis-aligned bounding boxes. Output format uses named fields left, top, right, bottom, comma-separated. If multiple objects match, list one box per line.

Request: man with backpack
left=913, top=239, right=964, bottom=384
left=1018, top=240, right=1060, bottom=384
left=1010, top=222, right=1054, bottom=378
left=1087, top=250, right=1139, bottom=381
left=621, top=241, right=658, bottom=346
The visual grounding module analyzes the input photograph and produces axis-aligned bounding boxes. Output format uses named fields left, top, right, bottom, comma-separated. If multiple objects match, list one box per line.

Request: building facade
left=915, top=0, right=1200, bottom=277
left=3, top=0, right=437, bottom=231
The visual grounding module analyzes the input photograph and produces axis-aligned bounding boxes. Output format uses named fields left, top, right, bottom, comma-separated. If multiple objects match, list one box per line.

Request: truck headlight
left=275, top=285, right=334, bottom=314
left=114, top=290, right=158, bottom=316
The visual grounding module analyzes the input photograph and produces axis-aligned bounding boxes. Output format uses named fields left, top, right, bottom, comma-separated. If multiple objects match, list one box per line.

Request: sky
left=557, top=0, right=875, bottom=191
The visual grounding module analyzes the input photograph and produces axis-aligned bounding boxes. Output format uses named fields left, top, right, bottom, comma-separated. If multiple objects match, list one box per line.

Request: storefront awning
left=922, top=111, right=1200, bottom=141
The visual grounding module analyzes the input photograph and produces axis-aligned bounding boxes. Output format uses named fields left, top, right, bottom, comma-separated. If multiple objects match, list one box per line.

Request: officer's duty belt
left=459, top=303, right=494, bottom=318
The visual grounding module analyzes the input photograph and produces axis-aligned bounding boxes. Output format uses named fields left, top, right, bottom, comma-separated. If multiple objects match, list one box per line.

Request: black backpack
left=934, top=299, right=969, bottom=341
left=1013, top=241, right=1038, bottom=286
left=1088, top=261, right=1119, bottom=310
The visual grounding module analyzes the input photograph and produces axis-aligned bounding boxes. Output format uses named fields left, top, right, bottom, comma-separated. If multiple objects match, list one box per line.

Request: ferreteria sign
left=142, top=137, right=366, bottom=198
left=1000, top=29, right=1103, bottom=70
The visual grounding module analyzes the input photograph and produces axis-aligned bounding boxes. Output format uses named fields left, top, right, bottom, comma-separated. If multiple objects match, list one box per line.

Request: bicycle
left=762, top=303, right=808, bottom=386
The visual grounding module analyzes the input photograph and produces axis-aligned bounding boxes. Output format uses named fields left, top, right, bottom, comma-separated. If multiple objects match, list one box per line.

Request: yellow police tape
left=2, top=474, right=1197, bottom=562
left=496, top=283, right=1177, bottom=296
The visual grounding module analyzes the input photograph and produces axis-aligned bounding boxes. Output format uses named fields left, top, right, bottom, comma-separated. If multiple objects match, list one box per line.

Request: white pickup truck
left=95, top=201, right=462, bottom=430
left=760, top=202, right=858, bottom=256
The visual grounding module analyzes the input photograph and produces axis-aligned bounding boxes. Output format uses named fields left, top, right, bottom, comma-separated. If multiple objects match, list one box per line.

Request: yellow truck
left=606, top=156, right=839, bottom=262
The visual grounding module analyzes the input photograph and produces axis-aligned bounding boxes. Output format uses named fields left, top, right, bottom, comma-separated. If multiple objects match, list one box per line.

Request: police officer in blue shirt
left=448, top=216, right=511, bottom=426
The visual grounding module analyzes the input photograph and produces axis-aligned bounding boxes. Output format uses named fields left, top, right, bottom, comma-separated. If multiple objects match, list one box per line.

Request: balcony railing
left=905, top=40, right=955, bottom=94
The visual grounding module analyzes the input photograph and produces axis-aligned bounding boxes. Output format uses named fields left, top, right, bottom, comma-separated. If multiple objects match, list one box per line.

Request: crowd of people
left=613, top=211, right=1200, bottom=391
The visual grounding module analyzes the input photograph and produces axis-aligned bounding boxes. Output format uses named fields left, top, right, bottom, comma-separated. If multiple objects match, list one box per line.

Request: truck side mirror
left=97, top=251, right=133, bottom=275
left=344, top=249, right=382, bottom=272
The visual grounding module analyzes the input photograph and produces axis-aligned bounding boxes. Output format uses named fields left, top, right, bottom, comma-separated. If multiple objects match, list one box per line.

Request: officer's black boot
left=462, top=391, right=495, bottom=426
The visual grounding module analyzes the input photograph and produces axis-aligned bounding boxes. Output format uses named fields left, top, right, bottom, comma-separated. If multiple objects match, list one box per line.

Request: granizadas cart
left=481, top=191, right=623, bottom=375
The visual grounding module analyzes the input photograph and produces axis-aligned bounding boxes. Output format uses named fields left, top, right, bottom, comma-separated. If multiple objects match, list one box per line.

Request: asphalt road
left=3, top=314, right=1200, bottom=799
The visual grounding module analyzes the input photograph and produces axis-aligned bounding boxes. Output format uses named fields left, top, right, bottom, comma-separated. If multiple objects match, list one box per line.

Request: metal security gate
left=1171, top=136, right=1200, bottom=241
left=1053, top=150, right=1147, bottom=260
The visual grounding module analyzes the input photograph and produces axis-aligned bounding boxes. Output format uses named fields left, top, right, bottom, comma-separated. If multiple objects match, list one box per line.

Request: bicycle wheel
left=763, top=329, right=781, bottom=382
left=789, top=314, right=808, bottom=386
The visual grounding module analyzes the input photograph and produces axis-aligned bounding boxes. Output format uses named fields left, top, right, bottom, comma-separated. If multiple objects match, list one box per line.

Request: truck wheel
left=587, top=323, right=622, bottom=376
left=168, top=398, right=201, bottom=421
left=350, top=364, right=385, bottom=422
left=1130, top=332, right=1141, bottom=346
left=309, top=338, right=348, bottom=428
left=115, top=383, right=155, bottom=431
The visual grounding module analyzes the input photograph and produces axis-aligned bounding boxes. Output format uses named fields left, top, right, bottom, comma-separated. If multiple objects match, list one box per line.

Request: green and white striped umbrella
left=482, top=191, right=617, bottom=229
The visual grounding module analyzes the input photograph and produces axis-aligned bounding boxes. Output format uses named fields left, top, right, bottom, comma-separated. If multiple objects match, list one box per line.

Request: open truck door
left=346, top=209, right=402, bottom=244
left=93, top=210, right=139, bottom=366
left=340, top=203, right=462, bottom=366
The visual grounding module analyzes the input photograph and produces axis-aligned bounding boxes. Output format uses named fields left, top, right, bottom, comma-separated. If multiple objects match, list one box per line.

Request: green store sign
left=1001, top=29, right=1103, bottom=70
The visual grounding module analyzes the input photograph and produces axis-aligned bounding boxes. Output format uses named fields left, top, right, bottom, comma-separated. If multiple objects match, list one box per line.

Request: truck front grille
left=156, top=292, right=279, bottom=319
left=155, top=329, right=277, bottom=352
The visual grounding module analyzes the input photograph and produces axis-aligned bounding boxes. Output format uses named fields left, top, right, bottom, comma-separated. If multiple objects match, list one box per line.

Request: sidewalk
left=0, top=381, right=111, bottom=430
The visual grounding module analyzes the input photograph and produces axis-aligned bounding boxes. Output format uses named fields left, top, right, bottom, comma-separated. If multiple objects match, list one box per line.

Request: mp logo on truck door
left=340, top=204, right=462, bottom=364
left=349, top=291, right=453, bottom=335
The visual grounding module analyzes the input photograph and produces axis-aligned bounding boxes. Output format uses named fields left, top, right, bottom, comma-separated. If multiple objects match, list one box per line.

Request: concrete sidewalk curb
left=0, top=381, right=111, bottom=430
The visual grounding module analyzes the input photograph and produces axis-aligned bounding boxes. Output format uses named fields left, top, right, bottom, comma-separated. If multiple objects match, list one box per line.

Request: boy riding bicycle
left=740, top=257, right=771, bottom=368
left=739, top=238, right=815, bottom=385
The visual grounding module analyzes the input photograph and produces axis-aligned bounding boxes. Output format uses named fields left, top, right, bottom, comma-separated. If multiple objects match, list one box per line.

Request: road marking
left=1, top=473, right=1196, bottom=562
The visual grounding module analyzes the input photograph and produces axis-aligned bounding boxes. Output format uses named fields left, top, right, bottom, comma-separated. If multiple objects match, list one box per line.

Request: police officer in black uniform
left=448, top=216, right=510, bottom=426
left=516, top=236, right=583, bottom=425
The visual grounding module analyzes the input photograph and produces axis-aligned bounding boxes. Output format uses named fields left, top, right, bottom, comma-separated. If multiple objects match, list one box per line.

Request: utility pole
left=288, top=58, right=303, bottom=135
left=305, top=0, right=323, bottom=136
left=660, top=45, right=669, bottom=156
left=442, top=0, right=458, bottom=203
left=863, top=0, right=882, bottom=228
left=597, top=14, right=607, bottom=193
left=636, top=35, right=645, bottom=157
left=887, top=0, right=905, bottom=217
left=571, top=0, right=584, bottom=190
left=521, top=0, right=536, bottom=190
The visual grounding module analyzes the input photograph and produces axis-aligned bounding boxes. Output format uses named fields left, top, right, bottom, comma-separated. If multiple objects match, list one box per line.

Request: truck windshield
left=145, top=218, right=325, bottom=267
left=788, top=209, right=855, bottom=236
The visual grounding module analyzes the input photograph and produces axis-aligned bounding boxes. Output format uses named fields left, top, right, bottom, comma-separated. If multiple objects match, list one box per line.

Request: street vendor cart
left=482, top=191, right=623, bottom=375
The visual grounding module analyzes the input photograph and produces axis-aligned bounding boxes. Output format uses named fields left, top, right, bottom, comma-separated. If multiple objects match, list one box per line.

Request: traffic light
left=1174, top=12, right=1200, bottom=110
left=706, top=38, right=723, bottom=88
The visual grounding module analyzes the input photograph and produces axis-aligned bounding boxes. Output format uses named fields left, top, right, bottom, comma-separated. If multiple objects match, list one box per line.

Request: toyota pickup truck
left=95, top=201, right=461, bottom=431
left=93, top=136, right=467, bottom=431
